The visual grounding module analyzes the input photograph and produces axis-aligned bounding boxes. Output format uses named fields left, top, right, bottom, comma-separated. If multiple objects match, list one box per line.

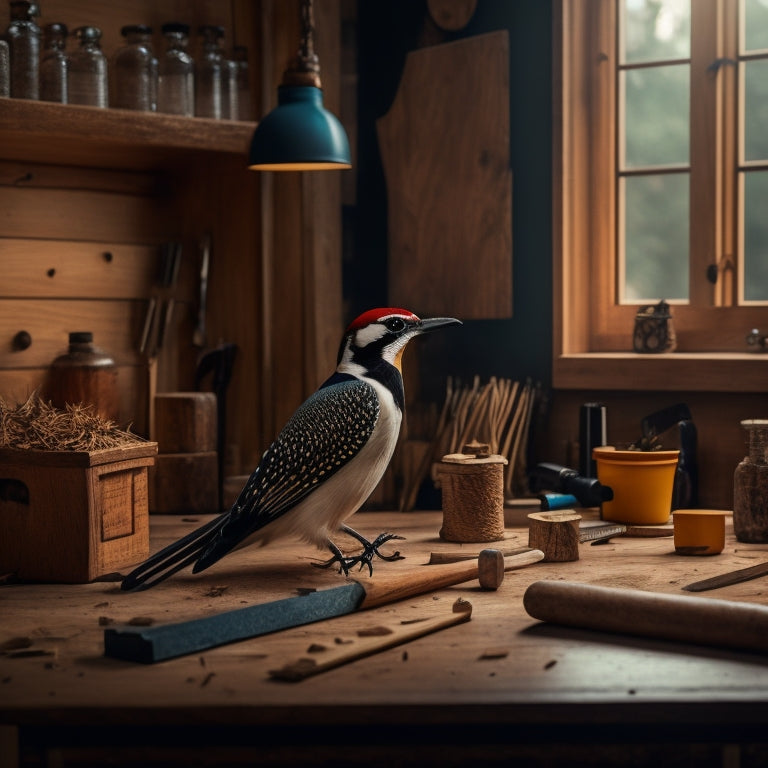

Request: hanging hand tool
left=193, top=233, right=210, bottom=349
left=105, top=548, right=543, bottom=663
left=139, top=241, right=182, bottom=438
left=195, top=343, right=238, bottom=511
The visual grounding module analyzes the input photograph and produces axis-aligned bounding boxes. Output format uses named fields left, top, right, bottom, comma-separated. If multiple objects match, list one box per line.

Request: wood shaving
left=478, top=647, right=509, bottom=660
left=0, top=393, right=144, bottom=452
left=127, top=616, right=155, bottom=626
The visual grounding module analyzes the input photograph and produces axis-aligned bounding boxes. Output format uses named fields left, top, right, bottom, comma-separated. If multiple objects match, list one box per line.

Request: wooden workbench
left=2, top=509, right=768, bottom=767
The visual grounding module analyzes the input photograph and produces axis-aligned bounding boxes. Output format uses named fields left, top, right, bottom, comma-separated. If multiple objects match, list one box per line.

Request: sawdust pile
left=0, top=393, right=145, bottom=452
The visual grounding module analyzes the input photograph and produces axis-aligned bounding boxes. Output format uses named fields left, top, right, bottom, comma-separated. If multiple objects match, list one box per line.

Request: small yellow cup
left=673, top=509, right=728, bottom=556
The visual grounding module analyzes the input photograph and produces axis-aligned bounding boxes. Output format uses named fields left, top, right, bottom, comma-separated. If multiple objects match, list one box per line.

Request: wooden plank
left=0, top=238, right=196, bottom=302
left=377, top=31, right=513, bottom=319
left=2, top=240, right=155, bottom=300
left=0, top=186, right=175, bottom=243
left=0, top=101, right=253, bottom=170
left=0, top=298, right=148, bottom=367
left=0, top=160, right=161, bottom=196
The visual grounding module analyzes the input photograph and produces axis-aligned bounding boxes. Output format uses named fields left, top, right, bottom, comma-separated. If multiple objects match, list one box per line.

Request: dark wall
left=350, top=0, right=553, bottom=398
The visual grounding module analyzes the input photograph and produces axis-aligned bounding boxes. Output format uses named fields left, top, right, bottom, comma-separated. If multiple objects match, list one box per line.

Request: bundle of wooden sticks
left=399, top=376, right=541, bottom=512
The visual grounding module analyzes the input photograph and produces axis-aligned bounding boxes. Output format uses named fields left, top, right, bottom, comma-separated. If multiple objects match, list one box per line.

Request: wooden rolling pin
left=523, top=581, right=768, bottom=654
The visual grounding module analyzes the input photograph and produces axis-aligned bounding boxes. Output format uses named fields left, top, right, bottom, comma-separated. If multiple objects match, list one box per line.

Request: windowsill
left=553, top=352, right=768, bottom=393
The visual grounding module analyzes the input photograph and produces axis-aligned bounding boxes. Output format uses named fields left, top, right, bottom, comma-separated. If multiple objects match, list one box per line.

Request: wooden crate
left=0, top=443, right=157, bottom=583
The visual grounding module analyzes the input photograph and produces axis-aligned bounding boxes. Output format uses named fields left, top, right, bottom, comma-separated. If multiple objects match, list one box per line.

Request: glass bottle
left=67, top=26, right=107, bottom=107
left=733, top=419, right=768, bottom=543
left=111, top=24, right=157, bottom=111
left=157, top=22, right=194, bottom=116
left=6, top=0, right=40, bottom=99
left=39, top=22, right=67, bottom=103
left=195, top=24, right=224, bottom=119
left=221, top=52, right=238, bottom=120
left=45, top=332, right=119, bottom=423
left=0, top=38, right=9, bottom=97
left=232, top=45, right=253, bottom=121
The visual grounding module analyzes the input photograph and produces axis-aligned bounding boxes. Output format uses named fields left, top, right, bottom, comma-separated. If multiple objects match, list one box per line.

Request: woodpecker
left=122, top=308, right=461, bottom=590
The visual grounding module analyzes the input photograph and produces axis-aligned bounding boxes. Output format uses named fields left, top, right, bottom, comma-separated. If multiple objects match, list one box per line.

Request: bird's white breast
left=245, top=376, right=402, bottom=550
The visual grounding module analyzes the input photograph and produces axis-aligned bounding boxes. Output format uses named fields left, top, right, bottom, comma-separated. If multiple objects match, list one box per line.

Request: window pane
left=744, top=0, right=768, bottom=52
left=743, top=171, right=768, bottom=302
left=622, top=173, right=689, bottom=302
left=622, top=0, right=690, bottom=63
left=622, top=65, right=690, bottom=168
left=743, top=59, right=768, bottom=161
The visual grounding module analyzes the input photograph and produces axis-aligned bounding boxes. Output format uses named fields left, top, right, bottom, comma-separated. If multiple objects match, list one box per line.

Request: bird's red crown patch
left=346, top=308, right=419, bottom=332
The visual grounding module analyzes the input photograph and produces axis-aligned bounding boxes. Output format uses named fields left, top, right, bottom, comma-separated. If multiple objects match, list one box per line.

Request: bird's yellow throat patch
left=393, top=346, right=404, bottom=373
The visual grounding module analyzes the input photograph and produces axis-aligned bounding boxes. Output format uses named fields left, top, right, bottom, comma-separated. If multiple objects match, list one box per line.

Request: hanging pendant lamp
left=248, top=0, right=351, bottom=171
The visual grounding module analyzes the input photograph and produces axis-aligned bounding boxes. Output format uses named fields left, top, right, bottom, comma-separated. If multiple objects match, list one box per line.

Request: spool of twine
left=438, top=442, right=508, bottom=543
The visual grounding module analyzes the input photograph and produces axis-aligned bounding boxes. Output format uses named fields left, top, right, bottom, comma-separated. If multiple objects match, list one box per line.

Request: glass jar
left=39, top=22, right=67, bottom=102
left=733, top=419, right=768, bottom=543
left=232, top=45, right=253, bottom=121
left=157, top=21, right=194, bottom=116
left=111, top=24, right=157, bottom=111
left=67, top=26, right=107, bottom=107
left=45, top=332, right=119, bottom=423
left=6, top=0, right=40, bottom=99
left=195, top=24, right=224, bottom=119
left=0, top=38, right=9, bottom=97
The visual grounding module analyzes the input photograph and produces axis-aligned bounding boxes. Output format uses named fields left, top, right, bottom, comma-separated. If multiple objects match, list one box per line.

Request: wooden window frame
left=553, top=0, right=768, bottom=392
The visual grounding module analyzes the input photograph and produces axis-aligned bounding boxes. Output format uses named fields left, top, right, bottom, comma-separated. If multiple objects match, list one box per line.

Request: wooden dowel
left=523, top=580, right=768, bottom=654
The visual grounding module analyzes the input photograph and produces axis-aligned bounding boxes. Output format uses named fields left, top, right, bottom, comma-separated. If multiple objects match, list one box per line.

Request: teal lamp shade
left=248, top=85, right=351, bottom=171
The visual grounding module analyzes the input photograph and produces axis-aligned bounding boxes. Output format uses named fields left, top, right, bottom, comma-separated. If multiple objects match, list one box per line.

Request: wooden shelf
left=0, top=98, right=255, bottom=170
left=553, top=351, right=768, bottom=392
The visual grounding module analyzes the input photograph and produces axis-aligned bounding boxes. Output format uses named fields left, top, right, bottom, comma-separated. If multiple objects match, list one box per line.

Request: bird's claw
left=368, top=532, right=405, bottom=562
left=314, top=532, right=405, bottom=576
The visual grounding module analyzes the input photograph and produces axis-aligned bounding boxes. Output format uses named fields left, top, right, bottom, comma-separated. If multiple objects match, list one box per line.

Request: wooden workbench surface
left=3, top=510, right=768, bottom=744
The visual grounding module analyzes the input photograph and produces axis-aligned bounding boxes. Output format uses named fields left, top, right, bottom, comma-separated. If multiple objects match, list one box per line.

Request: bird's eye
left=384, top=317, right=406, bottom=333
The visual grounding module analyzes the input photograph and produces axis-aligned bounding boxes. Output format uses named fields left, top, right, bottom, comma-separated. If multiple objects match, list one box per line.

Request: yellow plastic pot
left=593, top=447, right=680, bottom=524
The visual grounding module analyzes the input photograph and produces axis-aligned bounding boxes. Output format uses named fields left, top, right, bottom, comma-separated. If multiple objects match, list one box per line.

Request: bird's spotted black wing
left=205, top=378, right=380, bottom=555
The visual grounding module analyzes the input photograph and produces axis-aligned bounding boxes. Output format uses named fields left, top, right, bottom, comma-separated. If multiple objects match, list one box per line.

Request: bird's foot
left=313, top=532, right=405, bottom=576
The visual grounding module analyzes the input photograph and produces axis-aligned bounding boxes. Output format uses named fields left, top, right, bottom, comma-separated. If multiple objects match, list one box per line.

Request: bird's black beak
left=417, top=317, right=462, bottom=334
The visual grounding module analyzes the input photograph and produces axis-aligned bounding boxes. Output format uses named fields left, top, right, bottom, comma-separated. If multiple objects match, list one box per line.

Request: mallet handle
left=360, top=548, right=544, bottom=609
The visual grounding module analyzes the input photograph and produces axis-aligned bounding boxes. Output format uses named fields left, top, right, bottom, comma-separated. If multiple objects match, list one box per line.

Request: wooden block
left=0, top=445, right=156, bottom=583
left=527, top=511, right=582, bottom=562
left=154, top=392, right=217, bottom=453
left=150, top=452, right=218, bottom=514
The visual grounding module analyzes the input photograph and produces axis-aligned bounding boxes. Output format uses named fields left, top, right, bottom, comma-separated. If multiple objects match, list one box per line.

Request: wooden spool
left=438, top=442, right=508, bottom=543
left=527, top=511, right=582, bottom=562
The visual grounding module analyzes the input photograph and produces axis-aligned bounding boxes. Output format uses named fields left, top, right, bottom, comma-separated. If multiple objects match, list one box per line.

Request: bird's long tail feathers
left=120, top=516, right=226, bottom=591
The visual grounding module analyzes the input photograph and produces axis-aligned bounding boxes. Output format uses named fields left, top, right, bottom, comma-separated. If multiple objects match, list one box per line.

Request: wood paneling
left=0, top=0, right=344, bottom=480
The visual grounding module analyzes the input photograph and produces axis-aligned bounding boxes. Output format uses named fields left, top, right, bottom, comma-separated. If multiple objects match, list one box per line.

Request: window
left=554, top=0, right=768, bottom=391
